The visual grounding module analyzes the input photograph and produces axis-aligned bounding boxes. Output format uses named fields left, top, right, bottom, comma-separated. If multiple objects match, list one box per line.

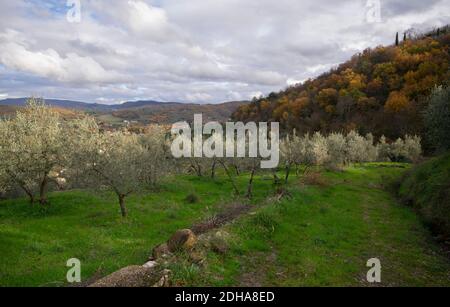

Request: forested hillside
left=232, top=27, right=450, bottom=141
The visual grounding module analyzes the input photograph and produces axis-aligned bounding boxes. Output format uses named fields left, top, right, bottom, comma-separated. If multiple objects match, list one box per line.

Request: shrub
left=185, top=193, right=200, bottom=204
left=301, top=171, right=328, bottom=187
left=398, top=153, right=450, bottom=240
left=251, top=211, right=278, bottom=235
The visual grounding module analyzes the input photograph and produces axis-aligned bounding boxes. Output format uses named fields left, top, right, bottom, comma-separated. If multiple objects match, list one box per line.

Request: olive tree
left=75, top=131, right=147, bottom=217
left=309, top=132, right=329, bottom=166
left=377, top=136, right=392, bottom=162
left=345, top=131, right=368, bottom=164
left=280, top=131, right=311, bottom=182
left=403, top=135, right=422, bottom=162
left=139, top=126, right=170, bottom=187
left=326, top=132, right=347, bottom=169
left=364, top=133, right=378, bottom=162
left=0, top=99, right=72, bottom=205
left=280, top=134, right=297, bottom=183
left=390, top=135, right=422, bottom=162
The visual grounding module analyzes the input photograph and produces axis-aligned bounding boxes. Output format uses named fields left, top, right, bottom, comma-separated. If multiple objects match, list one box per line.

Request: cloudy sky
left=0, top=0, right=449, bottom=104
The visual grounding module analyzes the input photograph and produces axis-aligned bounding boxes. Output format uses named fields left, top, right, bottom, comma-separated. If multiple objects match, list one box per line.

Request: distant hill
left=0, top=104, right=81, bottom=120
left=118, top=100, right=182, bottom=109
left=0, top=98, right=112, bottom=111
left=0, top=98, right=247, bottom=125
left=109, top=101, right=245, bottom=124
left=0, top=105, right=20, bottom=118
left=232, top=26, right=450, bottom=140
left=0, top=97, right=180, bottom=111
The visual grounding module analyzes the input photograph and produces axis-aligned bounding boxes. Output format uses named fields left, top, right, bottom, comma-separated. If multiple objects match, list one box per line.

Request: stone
left=89, top=265, right=162, bottom=287
left=151, top=243, right=171, bottom=260
left=143, top=261, right=158, bottom=269
left=215, top=230, right=230, bottom=239
left=210, top=235, right=229, bottom=254
left=188, top=250, right=206, bottom=264
left=167, top=229, right=197, bottom=252
left=152, top=269, right=171, bottom=287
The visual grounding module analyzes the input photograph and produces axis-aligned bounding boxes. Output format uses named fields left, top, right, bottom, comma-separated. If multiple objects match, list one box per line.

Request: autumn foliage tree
left=232, top=27, right=450, bottom=145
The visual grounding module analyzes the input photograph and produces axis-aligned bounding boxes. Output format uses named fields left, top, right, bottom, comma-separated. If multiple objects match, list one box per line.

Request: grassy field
left=0, top=163, right=449, bottom=286
left=171, top=164, right=450, bottom=287
left=0, top=175, right=272, bottom=286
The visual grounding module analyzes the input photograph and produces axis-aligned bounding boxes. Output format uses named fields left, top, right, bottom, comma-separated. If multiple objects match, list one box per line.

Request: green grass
left=189, top=164, right=450, bottom=287
left=0, top=164, right=449, bottom=287
left=0, top=174, right=272, bottom=287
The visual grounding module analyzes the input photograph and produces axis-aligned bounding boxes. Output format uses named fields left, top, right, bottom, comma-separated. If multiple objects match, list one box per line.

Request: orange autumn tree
left=384, top=91, right=411, bottom=113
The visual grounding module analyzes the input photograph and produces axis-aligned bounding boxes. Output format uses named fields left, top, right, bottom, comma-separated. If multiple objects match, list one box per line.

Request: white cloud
left=0, top=0, right=448, bottom=104
left=0, top=32, right=126, bottom=84
left=186, top=92, right=213, bottom=102
left=286, top=79, right=305, bottom=86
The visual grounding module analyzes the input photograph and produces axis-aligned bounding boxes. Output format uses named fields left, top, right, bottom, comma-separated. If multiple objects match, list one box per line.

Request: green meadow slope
left=399, top=154, right=450, bottom=240
left=0, top=164, right=449, bottom=287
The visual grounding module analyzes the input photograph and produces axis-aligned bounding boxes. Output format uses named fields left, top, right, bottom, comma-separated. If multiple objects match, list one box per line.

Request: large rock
left=167, top=229, right=197, bottom=252
left=89, top=265, right=162, bottom=287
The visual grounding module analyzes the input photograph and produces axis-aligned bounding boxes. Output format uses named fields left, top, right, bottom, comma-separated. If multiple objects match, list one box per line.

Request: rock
left=188, top=250, right=206, bottom=264
left=196, top=233, right=212, bottom=249
left=89, top=265, right=162, bottom=287
left=143, top=261, right=158, bottom=269
left=152, top=269, right=171, bottom=287
left=151, top=243, right=171, bottom=260
left=167, top=229, right=197, bottom=252
left=215, top=230, right=230, bottom=239
left=210, top=235, right=229, bottom=254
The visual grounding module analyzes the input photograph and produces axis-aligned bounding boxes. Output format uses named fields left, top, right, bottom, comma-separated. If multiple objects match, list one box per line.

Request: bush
left=185, top=193, right=200, bottom=204
left=251, top=211, right=278, bottom=235
left=398, top=153, right=450, bottom=240
left=301, top=171, right=328, bottom=187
